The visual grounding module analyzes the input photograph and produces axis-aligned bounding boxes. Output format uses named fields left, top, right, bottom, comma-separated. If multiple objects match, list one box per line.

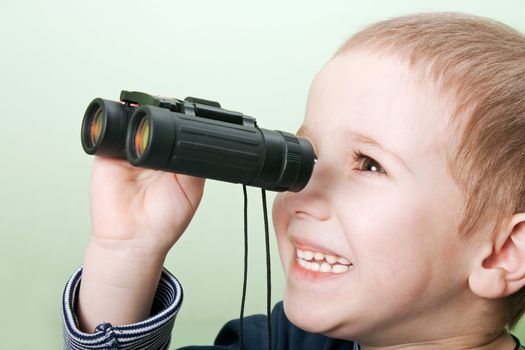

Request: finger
left=92, top=156, right=159, bottom=184
left=174, top=174, right=206, bottom=209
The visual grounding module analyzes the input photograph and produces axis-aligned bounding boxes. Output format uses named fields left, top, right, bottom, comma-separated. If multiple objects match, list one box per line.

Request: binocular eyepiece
left=81, top=91, right=316, bottom=192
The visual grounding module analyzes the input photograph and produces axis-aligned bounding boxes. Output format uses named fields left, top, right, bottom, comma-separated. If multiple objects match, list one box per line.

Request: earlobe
left=468, top=213, right=525, bottom=299
left=469, top=263, right=506, bottom=298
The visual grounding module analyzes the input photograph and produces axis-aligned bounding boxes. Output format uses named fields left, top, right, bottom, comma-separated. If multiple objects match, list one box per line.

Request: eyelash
left=353, top=151, right=387, bottom=175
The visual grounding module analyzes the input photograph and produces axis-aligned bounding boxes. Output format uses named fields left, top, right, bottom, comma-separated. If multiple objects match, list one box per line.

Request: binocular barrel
left=81, top=93, right=315, bottom=192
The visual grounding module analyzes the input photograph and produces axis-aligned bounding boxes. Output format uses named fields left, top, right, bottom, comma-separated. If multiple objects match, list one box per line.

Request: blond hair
left=336, top=12, right=525, bottom=328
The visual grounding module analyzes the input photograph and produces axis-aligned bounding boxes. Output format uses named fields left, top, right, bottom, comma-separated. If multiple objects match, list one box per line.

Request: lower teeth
left=297, top=258, right=350, bottom=273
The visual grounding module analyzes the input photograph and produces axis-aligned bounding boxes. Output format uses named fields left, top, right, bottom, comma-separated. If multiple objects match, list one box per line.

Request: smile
left=296, top=248, right=353, bottom=273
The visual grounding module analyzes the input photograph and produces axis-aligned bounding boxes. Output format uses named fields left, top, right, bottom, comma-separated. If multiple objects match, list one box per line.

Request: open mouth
left=296, top=248, right=353, bottom=273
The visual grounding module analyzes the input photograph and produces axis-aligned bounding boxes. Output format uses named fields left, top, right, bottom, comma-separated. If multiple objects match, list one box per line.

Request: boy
left=63, top=12, right=525, bottom=349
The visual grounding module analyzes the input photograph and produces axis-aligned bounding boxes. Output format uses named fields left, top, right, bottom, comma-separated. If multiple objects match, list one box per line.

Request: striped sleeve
left=62, top=266, right=183, bottom=350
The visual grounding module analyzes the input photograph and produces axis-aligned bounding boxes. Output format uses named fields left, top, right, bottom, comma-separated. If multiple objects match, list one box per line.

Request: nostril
left=293, top=204, right=330, bottom=221
left=294, top=210, right=310, bottom=219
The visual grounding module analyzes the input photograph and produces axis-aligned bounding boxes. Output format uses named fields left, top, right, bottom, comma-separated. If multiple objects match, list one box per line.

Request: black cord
left=512, top=334, right=521, bottom=350
left=261, top=189, right=272, bottom=350
left=239, top=185, right=248, bottom=349
left=239, top=187, right=272, bottom=350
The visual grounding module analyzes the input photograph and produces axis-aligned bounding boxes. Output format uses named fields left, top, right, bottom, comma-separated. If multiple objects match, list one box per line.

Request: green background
left=1, top=0, right=524, bottom=348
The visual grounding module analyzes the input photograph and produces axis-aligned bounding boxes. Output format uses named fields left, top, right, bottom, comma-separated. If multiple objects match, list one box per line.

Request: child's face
left=273, top=50, right=478, bottom=342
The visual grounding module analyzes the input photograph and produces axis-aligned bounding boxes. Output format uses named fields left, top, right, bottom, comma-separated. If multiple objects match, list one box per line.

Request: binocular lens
left=81, top=98, right=129, bottom=157
left=134, top=115, right=150, bottom=158
left=90, top=108, right=105, bottom=147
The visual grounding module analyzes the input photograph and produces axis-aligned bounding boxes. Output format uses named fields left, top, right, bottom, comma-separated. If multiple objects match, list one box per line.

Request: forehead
left=305, top=50, right=454, bottom=168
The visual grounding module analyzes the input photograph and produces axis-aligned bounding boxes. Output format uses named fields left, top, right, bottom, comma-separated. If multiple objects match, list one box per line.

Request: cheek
left=272, top=193, right=289, bottom=241
left=272, top=194, right=294, bottom=270
left=343, top=187, right=462, bottom=297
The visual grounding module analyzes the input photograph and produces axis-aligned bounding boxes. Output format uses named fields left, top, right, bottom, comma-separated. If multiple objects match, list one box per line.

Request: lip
left=291, top=236, right=349, bottom=260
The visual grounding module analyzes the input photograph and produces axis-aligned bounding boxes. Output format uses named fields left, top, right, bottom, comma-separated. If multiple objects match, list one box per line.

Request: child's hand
left=77, top=156, right=205, bottom=332
left=89, top=156, right=205, bottom=256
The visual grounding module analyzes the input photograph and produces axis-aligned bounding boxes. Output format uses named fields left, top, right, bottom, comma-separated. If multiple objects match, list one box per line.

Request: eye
left=353, top=151, right=387, bottom=175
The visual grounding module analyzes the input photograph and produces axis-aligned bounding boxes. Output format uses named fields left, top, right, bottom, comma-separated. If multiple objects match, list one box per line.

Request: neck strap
left=512, top=334, right=521, bottom=350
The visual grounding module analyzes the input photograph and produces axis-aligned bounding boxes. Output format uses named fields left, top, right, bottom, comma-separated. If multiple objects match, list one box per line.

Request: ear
left=469, top=213, right=525, bottom=299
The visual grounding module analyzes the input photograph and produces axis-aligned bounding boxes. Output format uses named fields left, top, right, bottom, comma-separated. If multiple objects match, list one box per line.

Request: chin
left=282, top=288, right=343, bottom=335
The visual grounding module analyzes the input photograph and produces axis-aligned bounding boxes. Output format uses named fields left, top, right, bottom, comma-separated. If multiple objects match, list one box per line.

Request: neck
left=360, top=331, right=518, bottom=350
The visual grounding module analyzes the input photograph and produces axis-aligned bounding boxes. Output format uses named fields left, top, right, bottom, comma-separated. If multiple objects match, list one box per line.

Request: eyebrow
left=297, top=125, right=411, bottom=173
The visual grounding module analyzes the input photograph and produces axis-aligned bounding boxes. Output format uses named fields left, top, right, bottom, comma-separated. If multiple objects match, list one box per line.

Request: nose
left=278, top=158, right=331, bottom=221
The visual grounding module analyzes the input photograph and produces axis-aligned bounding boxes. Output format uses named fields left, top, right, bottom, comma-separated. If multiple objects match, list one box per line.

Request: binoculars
left=81, top=91, right=316, bottom=192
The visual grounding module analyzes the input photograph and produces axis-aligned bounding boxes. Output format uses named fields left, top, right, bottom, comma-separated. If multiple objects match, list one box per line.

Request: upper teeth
left=296, top=248, right=352, bottom=274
